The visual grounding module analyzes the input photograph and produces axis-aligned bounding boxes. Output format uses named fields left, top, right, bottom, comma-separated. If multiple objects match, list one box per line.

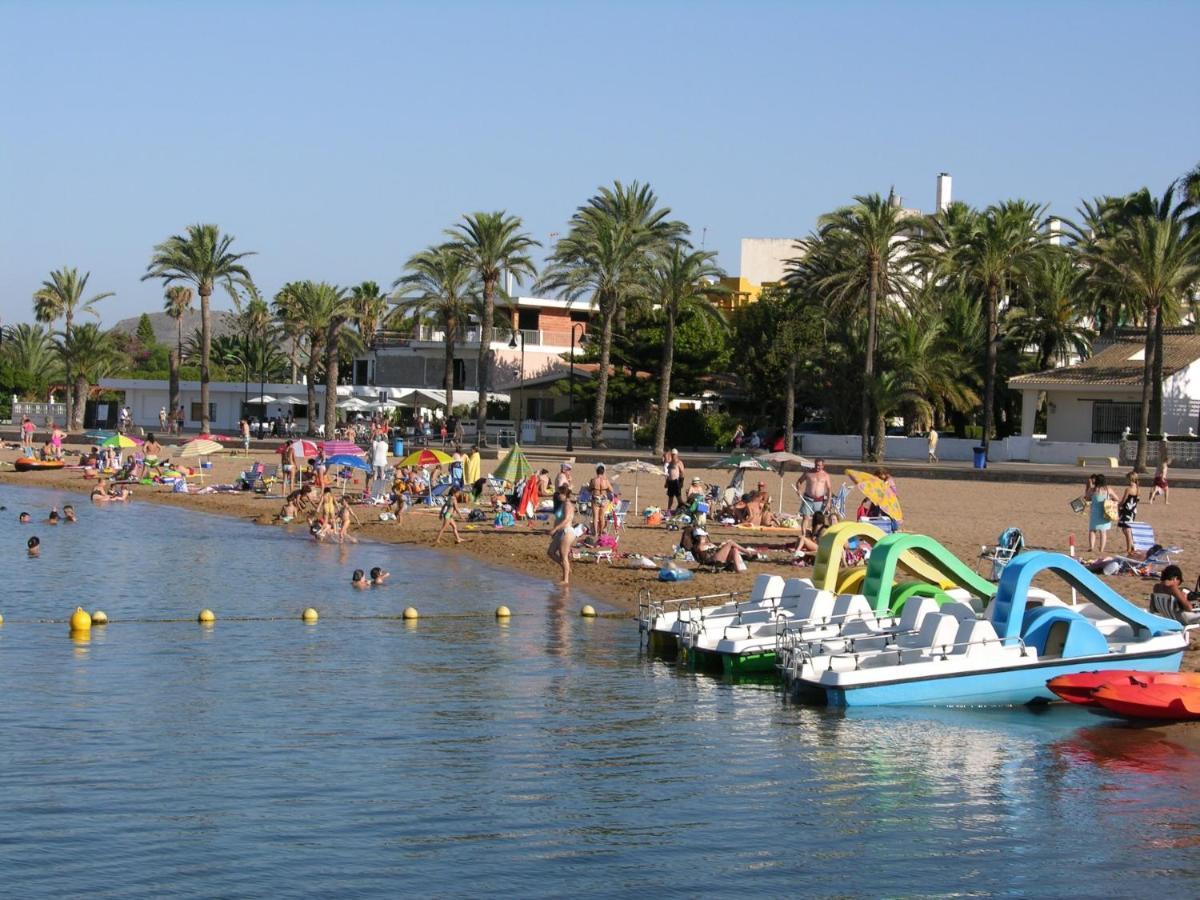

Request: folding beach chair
left=858, top=515, right=898, bottom=534
left=1111, top=522, right=1182, bottom=577
left=611, top=499, right=631, bottom=531
left=977, top=526, right=1025, bottom=581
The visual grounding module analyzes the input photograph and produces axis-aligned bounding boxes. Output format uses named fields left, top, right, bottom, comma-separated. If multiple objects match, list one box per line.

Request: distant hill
left=110, top=309, right=240, bottom=345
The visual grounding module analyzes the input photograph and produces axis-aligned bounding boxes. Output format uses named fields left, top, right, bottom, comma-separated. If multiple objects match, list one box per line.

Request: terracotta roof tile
left=1008, top=333, right=1200, bottom=388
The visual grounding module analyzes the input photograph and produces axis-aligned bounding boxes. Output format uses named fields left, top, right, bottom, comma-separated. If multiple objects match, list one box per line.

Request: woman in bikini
left=680, top=526, right=751, bottom=573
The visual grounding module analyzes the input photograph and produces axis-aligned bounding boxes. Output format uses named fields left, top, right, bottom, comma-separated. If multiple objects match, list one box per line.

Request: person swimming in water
left=18, top=512, right=31, bottom=523
left=370, top=566, right=389, bottom=585
left=62, top=505, right=76, bottom=523
left=46, top=509, right=59, bottom=525
left=351, top=569, right=369, bottom=588
left=27, top=536, right=40, bottom=557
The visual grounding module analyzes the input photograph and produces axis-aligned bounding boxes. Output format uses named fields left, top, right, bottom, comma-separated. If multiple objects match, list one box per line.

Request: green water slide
left=862, top=533, right=996, bottom=614
left=812, top=521, right=956, bottom=594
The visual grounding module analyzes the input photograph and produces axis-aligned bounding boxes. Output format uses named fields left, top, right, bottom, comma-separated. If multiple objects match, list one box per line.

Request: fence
left=12, top=400, right=67, bottom=424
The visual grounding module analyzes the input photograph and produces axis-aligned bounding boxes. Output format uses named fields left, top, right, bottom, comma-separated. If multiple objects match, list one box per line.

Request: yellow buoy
left=495, top=605, right=511, bottom=618
left=70, top=607, right=92, bottom=632
left=402, top=606, right=419, bottom=620
left=197, top=608, right=216, bottom=624
left=301, top=607, right=319, bottom=622
left=91, top=610, right=109, bottom=625
left=580, top=605, right=597, bottom=618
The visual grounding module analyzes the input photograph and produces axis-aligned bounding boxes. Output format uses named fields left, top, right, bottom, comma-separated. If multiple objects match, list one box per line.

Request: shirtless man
left=794, top=458, right=832, bottom=535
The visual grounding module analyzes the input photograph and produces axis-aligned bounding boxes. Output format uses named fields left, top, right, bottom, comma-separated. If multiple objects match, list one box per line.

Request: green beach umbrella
left=491, top=443, right=533, bottom=485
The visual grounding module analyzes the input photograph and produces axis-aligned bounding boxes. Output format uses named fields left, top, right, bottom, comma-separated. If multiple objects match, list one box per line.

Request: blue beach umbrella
left=326, top=453, right=372, bottom=496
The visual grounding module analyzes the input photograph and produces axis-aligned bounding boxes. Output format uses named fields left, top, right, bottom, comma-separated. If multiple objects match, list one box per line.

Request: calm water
left=1, top=486, right=1199, bottom=898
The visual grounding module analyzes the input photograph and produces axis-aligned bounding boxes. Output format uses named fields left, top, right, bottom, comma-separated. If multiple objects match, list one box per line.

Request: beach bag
left=493, top=512, right=515, bottom=527
left=1103, top=498, right=1119, bottom=522
left=597, top=533, right=618, bottom=549
left=658, top=566, right=694, bottom=583
left=645, top=511, right=664, bottom=527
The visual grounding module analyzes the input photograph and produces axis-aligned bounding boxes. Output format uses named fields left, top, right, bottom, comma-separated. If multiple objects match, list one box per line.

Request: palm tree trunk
left=981, top=284, right=999, bottom=458
left=168, top=347, right=180, bottom=426
left=1135, top=307, right=1156, bottom=472
left=444, top=319, right=456, bottom=415
left=652, top=308, right=676, bottom=456
left=591, top=303, right=616, bottom=449
left=784, top=358, right=797, bottom=452
left=306, top=349, right=319, bottom=437
left=861, top=260, right=878, bottom=462
left=199, top=285, right=212, bottom=433
left=324, top=320, right=341, bottom=439
left=63, top=310, right=74, bottom=431
left=1150, top=311, right=1164, bottom=434
left=873, top=410, right=887, bottom=464
left=475, top=279, right=495, bottom=445
left=169, top=317, right=183, bottom=421
left=73, top=374, right=88, bottom=431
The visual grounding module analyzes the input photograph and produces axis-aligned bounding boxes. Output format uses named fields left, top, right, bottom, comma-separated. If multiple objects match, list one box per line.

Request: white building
left=1008, top=332, right=1200, bottom=442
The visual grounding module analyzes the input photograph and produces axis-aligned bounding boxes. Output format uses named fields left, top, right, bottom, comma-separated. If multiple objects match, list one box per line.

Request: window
left=453, top=359, right=466, bottom=390
left=1091, top=401, right=1140, bottom=443
left=569, top=311, right=589, bottom=323
left=526, top=397, right=554, bottom=419
left=518, top=309, right=539, bottom=331
left=189, top=402, right=216, bottom=422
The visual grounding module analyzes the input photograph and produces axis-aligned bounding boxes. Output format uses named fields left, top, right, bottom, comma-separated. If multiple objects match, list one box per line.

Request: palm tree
left=881, top=303, right=980, bottom=437
left=142, top=224, right=255, bottom=433
left=1005, top=249, right=1092, bottom=371
left=540, top=182, right=683, bottom=446
left=349, top=281, right=392, bottom=344
left=867, top=371, right=932, bottom=457
left=393, top=244, right=478, bottom=414
left=1094, top=215, right=1200, bottom=470
left=1, top=323, right=61, bottom=397
left=32, top=267, right=113, bottom=429
left=163, top=285, right=193, bottom=422
left=932, top=200, right=1048, bottom=455
left=805, top=193, right=916, bottom=461
left=272, top=281, right=350, bottom=436
left=52, top=324, right=122, bottom=430
left=273, top=281, right=307, bottom=385
left=447, top=212, right=539, bottom=444
left=644, top=242, right=726, bottom=454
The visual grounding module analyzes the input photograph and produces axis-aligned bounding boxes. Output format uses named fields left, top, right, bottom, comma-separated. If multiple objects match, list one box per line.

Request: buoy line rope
left=0, top=611, right=624, bottom=625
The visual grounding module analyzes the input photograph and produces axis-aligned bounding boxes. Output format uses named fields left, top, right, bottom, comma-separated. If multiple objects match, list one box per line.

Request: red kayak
left=1047, top=671, right=1200, bottom=705
left=1091, top=682, right=1200, bottom=721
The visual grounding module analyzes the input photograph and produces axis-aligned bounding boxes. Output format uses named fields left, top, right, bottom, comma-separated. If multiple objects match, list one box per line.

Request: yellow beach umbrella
left=399, top=448, right=452, bottom=467
left=180, top=438, right=225, bottom=458
left=101, top=433, right=141, bottom=449
left=845, top=468, right=903, bottom=522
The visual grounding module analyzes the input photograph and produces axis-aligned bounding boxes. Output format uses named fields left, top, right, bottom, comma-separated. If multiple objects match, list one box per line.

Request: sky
left=1, top=0, right=1197, bottom=326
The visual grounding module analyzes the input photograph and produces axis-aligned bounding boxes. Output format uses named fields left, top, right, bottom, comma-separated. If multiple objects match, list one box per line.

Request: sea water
left=0, top=486, right=1198, bottom=897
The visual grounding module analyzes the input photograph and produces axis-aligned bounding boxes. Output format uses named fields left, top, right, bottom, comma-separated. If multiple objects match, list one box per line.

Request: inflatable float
left=13, top=458, right=65, bottom=472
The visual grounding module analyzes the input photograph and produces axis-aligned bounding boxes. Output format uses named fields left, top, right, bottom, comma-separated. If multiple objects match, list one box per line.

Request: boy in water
left=370, top=567, right=389, bottom=585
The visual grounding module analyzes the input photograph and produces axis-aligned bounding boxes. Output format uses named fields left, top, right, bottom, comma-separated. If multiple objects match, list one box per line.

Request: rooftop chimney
left=936, top=173, right=952, bottom=213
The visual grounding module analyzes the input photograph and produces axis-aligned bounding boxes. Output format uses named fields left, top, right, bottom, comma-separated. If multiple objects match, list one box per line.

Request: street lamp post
left=565, top=323, right=587, bottom=453
left=508, top=330, right=526, bottom=443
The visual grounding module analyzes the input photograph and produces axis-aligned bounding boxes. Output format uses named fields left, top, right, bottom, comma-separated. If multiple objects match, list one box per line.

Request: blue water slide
left=992, top=551, right=1183, bottom=642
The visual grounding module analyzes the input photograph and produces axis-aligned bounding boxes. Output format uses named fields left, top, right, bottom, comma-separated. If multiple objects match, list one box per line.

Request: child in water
left=27, top=536, right=40, bottom=557
left=351, top=569, right=369, bottom=588
left=370, top=567, right=389, bottom=585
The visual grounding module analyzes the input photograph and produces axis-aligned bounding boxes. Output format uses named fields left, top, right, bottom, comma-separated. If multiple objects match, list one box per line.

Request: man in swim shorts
left=794, top=458, right=832, bottom=536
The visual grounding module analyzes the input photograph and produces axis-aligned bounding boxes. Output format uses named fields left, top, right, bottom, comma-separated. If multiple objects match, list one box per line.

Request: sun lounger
left=1110, top=522, right=1181, bottom=576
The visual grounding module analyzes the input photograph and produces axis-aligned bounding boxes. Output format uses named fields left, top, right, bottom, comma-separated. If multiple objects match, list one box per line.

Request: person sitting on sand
left=351, top=569, right=369, bottom=588
left=39, top=439, right=55, bottom=461
left=370, top=566, right=389, bottom=585
left=277, top=498, right=298, bottom=523
left=27, top=536, right=40, bottom=557
left=90, top=478, right=130, bottom=502
left=435, top=490, right=465, bottom=545
left=1150, top=564, right=1200, bottom=625
left=680, top=526, right=750, bottom=573
left=62, top=505, right=76, bottom=523
left=142, top=434, right=162, bottom=466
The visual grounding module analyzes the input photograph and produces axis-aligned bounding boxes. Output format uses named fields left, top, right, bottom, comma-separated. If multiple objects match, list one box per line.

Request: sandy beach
left=3, top=445, right=1197, bottom=613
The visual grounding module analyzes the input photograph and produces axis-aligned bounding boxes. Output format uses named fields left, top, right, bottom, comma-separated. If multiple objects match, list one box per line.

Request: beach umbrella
left=277, top=395, right=304, bottom=406
left=83, top=429, right=114, bottom=442
left=327, top=454, right=372, bottom=495
left=276, top=438, right=319, bottom=458
left=198, top=433, right=233, bottom=442
left=608, top=459, right=661, bottom=510
left=320, top=439, right=362, bottom=457
left=708, top=452, right=771, bottom=470
left=845, top=468, right=903, bottom=522
left=399, top=447, right=452, bottom=468
left=179, top=438, right=225, bottom=458
left=336, top=397, right=371, bottom=410
left=248, top=394, right=276, bottom=404
left=756, top=451, right=813, bottom=514
left=490, top=444, right=532, bottom=485
left=101, top=433, right=141, bottom=449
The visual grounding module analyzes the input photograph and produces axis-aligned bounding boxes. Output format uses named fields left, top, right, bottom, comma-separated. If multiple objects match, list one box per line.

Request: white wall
left=739, top=238, right=796, bottom=284
left=797, top=432, right=1120, bottom=466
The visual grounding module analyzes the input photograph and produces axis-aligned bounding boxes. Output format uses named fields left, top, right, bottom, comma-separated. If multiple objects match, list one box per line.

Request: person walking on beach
left=435, top=490, right=465, bottom=545
left=927, top=428, right=939, bottom=463
left=240, top=418, right=251, bottom=455
left=1118, top=471, right=1140, bottom=554
left=370, top=433, right=389, bottom=496
left=159, top=406, right=168, bottom=431
left=453, top=417, right=465, bottom=445
left=664, top=449, right=685, bottom=514
left=281, top=441, right=298, bottom=493
left=588, top=464, right=614, bottom=537
left=1083, top=474, right=1119, bottom=553
left=547, top=485, right=576, bottom=585
left=1150, top=457, right=1170, bottom=505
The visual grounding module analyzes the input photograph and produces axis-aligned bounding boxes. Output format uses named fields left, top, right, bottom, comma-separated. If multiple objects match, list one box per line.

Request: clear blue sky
left=1, top=0, right=1197, bottom=325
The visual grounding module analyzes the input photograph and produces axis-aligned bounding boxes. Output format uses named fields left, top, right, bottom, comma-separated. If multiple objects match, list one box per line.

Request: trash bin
left=972, top=446, right=988, bottom=469
left=499, top=430, right=511, bottom=449
left=393, top=438, right=405, bottom=457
